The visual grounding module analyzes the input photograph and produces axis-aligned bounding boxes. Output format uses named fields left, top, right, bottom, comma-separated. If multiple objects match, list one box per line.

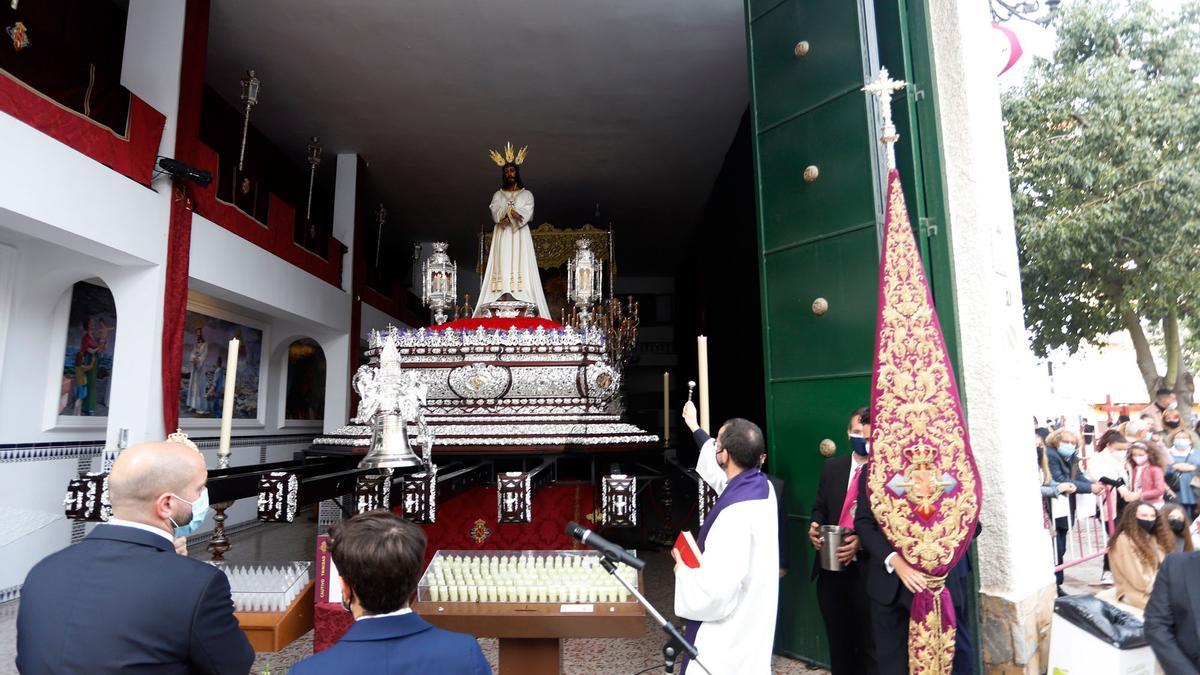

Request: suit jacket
left=290, top=611, right=491, bottom=675
left=16, top=524, right=254, bottom=675
left=1145, top=551, right=1200, bottom=675
left=810, top=454, right=864, bottom=580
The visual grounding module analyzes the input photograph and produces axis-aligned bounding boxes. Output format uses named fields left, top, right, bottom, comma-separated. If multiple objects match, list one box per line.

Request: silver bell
left=359, top=411, right=423, bottom=470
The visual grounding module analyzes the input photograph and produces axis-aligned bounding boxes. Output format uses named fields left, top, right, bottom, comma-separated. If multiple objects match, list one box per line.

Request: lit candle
left=218, top=338, right=240, bottom=467
left=697, top=335, right=710, bottom=432
left=663, top=371, right=670, bottom=444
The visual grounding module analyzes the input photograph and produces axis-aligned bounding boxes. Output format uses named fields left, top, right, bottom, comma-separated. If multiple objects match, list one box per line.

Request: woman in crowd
left=1160, top=502, right=1195, bottom=553
left=1163, top=409, right=1200, bottom=445
left=1087, top=429, right=1131, bottom=585
left=1126, top=441, right=1167, bottom=508
left=1046, top=429, right=1100, bottom=590
left=1167, top=428, right=1200, bottom=520
left=1109, top=500, right=1175, bottom=609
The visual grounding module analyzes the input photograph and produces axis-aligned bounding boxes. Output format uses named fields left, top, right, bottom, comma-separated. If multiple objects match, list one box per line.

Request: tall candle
left=662, top=371, right=670, bottom=444
left=697, top=335, right=710, bottom=432
left=218, top=338, right=239, bottom=466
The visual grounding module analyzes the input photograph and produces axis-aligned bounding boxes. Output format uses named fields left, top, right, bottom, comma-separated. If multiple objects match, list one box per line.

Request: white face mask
left=1113, top=450, right=1128, bottom=463
left=1168, top=401, right=1179, bottom=410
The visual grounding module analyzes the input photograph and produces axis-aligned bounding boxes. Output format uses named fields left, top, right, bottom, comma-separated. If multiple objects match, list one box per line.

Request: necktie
left=837, top=463, right=862, bottom=529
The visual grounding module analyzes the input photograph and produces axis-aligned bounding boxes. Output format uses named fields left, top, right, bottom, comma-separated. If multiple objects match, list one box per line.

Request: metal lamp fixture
left=304, top=136, right=322, bottom=221
left=422, top=242, right=457, bottom=325
left=567, top=238, right=603, bottom=326
left=237, top=69, right=261, bottom=172
left=989, top=0, right=1060, bottom=25
left=374, top=204, right=387, bottom=268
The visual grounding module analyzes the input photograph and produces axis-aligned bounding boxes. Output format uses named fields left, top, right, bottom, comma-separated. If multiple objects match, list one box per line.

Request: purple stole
left=681, top=466, right=771, bottom=673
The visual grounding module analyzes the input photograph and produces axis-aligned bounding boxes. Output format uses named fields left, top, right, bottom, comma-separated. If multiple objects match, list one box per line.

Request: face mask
left=1113, top=450, right=1128, bottom=463
left=1133, top=455, right=1149, bottom=466
left=1165, top=420, right=1181, bottom=429
left=1168, top=401, right=1179, bottom=410
left=1138, top=518, right=1157, bottom=534
left=168, top=488, right=210, bottom=538
left=1173, top=439, right=1192, bottom=453
left=849, top=435, right=869, bottom=456
left=1169, top=519, right=1187, bottom=535
left=1057, top=445, right=1076, bottom=459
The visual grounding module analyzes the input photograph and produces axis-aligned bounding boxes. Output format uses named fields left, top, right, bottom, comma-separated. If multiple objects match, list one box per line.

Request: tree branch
left=1121, top=300, right=1161, bottom=396
left=1165, top=308, right=1180, bottom=389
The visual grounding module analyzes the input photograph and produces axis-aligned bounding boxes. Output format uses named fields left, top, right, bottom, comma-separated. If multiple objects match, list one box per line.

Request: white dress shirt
left=106, top=518, right=174, bottom=544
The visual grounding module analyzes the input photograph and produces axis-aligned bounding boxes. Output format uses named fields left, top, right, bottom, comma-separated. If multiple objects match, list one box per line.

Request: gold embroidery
left=867, top=175, right=981, bottom=674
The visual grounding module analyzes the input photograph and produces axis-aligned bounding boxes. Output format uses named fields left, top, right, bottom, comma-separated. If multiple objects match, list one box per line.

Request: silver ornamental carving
left=583, top=363, right=621, bottom=401
left=448, top=363, right=511, bottom=399
left=402, top=464, right=438, bottom=524
left=64, top=472, right=111, bottom=522
left=257, top=471, right=299, bottom=523
left=421, top=242, right=457, bottom=325
left=697, top=480, right=718, bottom=527
left=602, top=474, right=637, bottom=527
left=355, top=473, right=392, bottom=514
left=359, top=333, right=429, bottom=471
left=498, top=471, right=532, bottom=524
left=566, top=239, right=603, bottom=326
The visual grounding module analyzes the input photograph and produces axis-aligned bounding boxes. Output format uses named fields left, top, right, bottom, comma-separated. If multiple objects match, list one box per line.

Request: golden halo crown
left=488, top=142, right=528, bottom=167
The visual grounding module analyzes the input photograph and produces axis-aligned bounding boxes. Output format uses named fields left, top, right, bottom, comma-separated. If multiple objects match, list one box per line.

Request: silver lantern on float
left=567, top=238, right=603, bottom=326
left=421, top=242, right=457, bottom=325
left=357, top=333, right=428, bottom=471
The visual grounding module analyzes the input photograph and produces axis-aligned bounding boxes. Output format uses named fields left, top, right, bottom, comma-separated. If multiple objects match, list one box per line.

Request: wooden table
left=412, top=593, right=646, bottom=674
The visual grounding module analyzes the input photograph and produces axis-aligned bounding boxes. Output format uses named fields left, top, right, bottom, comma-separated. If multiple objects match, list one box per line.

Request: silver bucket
left=820, top=525, right=850, bottom=571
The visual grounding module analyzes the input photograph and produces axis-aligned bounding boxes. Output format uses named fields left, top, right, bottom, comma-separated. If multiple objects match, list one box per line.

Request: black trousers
left=1056, top=528, right=1068, bottom=586
left=868, top=574, right=975, bottom=675
left=816, top=563, right=876, bottom=674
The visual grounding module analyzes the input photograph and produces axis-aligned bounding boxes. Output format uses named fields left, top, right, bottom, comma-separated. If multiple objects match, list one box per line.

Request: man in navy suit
left=17, top=441, right=254, bottom=674
left=290, top=510, right=490, bottom=674
left=1145, top=551, right=1200, bottom=673
left=809, top=407, right=876, bottom=674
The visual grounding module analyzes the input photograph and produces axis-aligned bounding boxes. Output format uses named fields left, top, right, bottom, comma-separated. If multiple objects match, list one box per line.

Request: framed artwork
left=284, top=338, right=325, bottom=422
left=58, top=281, right=116, bottom=418
left=179, top=307, right=264, bottom=422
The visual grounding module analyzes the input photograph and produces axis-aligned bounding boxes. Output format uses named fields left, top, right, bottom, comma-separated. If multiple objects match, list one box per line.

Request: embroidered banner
left=866, top=169, right=982, bottom=673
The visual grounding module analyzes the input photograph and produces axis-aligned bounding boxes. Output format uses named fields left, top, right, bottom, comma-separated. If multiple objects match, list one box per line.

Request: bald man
left=17, top=442, right=254, bottom=674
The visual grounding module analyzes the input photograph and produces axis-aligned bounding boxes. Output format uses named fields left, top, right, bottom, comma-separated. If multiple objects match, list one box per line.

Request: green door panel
left=756, top=92, right=876, bottom=252
left=749, top=0, right=866, bottom=130
left=747, top=0, right=877, bottom=665
left=762, top=228, right=878, bottom=380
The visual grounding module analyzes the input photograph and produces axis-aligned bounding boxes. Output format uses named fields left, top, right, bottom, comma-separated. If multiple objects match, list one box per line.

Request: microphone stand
left=597, top=556, right=707, bottom=675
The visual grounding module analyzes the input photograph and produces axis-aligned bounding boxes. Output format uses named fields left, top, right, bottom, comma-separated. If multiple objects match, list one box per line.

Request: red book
left=674, top=531, right=702, bottom=569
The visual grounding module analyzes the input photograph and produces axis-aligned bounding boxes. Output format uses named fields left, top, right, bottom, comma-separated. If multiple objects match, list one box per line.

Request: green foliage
left=1003, top=0, right=1200, bottom=359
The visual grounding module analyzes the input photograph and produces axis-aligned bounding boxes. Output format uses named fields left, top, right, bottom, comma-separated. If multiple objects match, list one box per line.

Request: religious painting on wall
left=58, top=281, right=116, bottom=418
left=179, top=309, right=263, bottom=420
left=285, top=338, right=325, bottom=421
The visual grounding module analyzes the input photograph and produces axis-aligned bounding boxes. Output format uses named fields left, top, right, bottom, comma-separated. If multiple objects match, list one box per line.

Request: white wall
left=928, top=0, right=1053, bottom=600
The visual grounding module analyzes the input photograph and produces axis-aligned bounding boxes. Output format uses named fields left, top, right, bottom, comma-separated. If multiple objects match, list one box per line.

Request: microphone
left=566, top=521, right=646, bottom=570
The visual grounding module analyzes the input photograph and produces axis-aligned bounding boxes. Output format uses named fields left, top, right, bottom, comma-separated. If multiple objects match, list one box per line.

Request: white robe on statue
left=674, top=435, right=779, bottom=675
left=475, top=188, right=551, bottom=319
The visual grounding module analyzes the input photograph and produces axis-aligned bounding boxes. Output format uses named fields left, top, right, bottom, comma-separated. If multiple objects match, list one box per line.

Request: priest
left=674, top=401, right=779, bottom=674
left=475, top=142, right=551, bottom=319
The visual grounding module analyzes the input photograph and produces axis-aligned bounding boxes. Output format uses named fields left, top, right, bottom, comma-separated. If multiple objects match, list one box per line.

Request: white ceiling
left=204, top=0, right=748, bottom=272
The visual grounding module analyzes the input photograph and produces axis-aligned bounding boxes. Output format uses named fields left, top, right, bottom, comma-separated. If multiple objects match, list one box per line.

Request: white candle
left=697, top=335, right=710, bottom=432
left=218, top=338, right=240, bottom=465
left=663, top=371, right=670, bottom=444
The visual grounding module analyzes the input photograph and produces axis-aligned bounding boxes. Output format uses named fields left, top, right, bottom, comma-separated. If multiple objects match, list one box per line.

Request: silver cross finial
left=862, top=67, right=907, bottom=170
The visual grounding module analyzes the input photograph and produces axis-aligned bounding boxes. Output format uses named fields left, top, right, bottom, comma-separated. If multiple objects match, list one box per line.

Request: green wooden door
left=745, top=0, right=883, bottom=665
left=747, top=0, right=971, bottom=666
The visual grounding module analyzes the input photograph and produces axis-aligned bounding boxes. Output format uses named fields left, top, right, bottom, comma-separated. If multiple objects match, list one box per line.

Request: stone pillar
left=927, top=0, right=1057, bottom=672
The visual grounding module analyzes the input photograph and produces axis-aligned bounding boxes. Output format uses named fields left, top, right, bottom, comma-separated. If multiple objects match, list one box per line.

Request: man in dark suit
left=855, top=461, right=977, bottom=675
left=290, top=510, right=490, bottom=674
left=761, top=451, right=789, bottom=577
left=17, top=441, right=254, bottom=674
left=1145, top=551, right=1200, bottom=673
left=809, top=407, right=875, bottom=673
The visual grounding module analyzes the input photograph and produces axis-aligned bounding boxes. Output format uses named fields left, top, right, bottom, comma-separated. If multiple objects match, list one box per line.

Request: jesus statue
left=475, top=142, right=551, bottom=319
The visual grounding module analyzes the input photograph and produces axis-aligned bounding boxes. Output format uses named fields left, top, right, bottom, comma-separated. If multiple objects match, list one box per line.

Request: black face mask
left=341, top=588, right=354, bottom=614
left=1165, top=420, right=1181, bottom=429
left=1137, top=518, right=1157, bottom=534
left=1170, top=519, right=1187, bottom=535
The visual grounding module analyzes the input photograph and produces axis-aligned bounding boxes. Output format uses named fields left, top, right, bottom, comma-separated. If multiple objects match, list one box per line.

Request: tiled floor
left=0, top=513, right=827, bottom=674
